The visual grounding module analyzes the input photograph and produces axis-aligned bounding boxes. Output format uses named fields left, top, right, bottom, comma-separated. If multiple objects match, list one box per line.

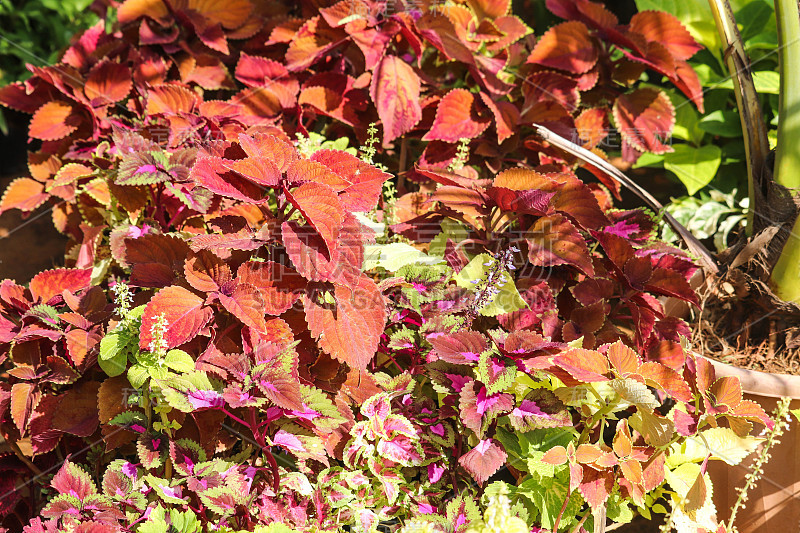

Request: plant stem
left=769, top=0, right=800, bottom=301
left=773, top=0, right=800, bottom=189
left=707, top=0, right=771, bottom=235
left=552, top=493, right=571, bottom=532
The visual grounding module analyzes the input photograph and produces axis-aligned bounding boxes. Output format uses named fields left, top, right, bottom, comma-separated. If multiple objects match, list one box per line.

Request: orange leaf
left=84, top=60, right=132, bottom=104
left=285, top=183, right=345, bottom=254
left=527, top=21, right=597, bottom=74
left=466, top=0, right=510, bottom=19
left=612, top=88, right=675, bottom=154
left=526, top=214, right=594, bottom=276
left=237, top=261, right=306, bottom=316
left=183, top=0, right=254, bottom=29
left=629, top=11, right=701, bottom=61
left=0, top=178, right=47, bottom=213
left=218, top=282, right=267, bottom=332
left=606, top=340, right=641, bottom=376
left=370, top=55, right=423, bottom=144
left=146, top=84, right=198, bottom=115
left=638, top=361, right=693, bottom=403
left=29, top=102, right=80, bottom=141
left=304, top=275, right=386, bottom=371
left=139, top=286, right=213, bottom=349
left=184, top=250, right=232, bottom=292
left=117, top=0, right=168, bottom=24
left=423, top=89, right=491, bottom=142
left=553, top=348, right=609, bottom=382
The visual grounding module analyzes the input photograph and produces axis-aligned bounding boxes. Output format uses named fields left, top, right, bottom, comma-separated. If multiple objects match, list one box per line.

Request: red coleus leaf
left=184, top=250, right=232, bottom=292
left=235, top=52, right=289, bottom=87
left=526, top=214, right=594, bottom=276
left=0, top=178, right=48, bottom=213
left=52, top=381, right=101, bottom=437
left=629, top=11, right=701, bottom=61
left=523, top=70, right=580, bottom=110
left=546, top=0, right=618, bottom=29
left=285, top=183, right=345, bottom=255
left=84, top=60, right=132, bottom=105
left=139, top=286, right=213, bottom=350
left=415, top=12, right=475, bottom=65
left=553, top=348, right=610, bottom=382
left=217, top=283, right=268, bottom=332
left=237, top=261, right=306, bottom=316
left=612, top=88, right=675, bottom=155
left=428, top=331, right=489, bottom=365
left=527, top=21, right=597, bottom=74
left=126, top=234, right=191, bottom=288
left=310, top=150, right=392, bottom=212
left=304, top=275, right=386, bottom=371
left=238, top=133, right=299, bottom=173
left=30, top=268, right=92, bottom=305
left=458, top=438, right=507, bottom=485
left=51, top=461, right=97, bottom=500
left=423, top=89, right=491, bottom=143
left=646, top=268, right=699, bottom=305
left=282, top=214, right=367, bottom=283
left=479, top=92, right=519, bottom=143
left=190, top=154, right=268, bottom=203
left=65, top=328, right=101, bottom=367
left=285, top=16, right=344, bottom=71
left=29, top=101, right=81, bottom=141
left=223, top=156, right=282, bottom=187
left=371, top=55, right=423, bottom=145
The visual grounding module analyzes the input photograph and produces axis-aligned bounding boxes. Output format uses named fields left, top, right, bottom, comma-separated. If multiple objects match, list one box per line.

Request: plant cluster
left=0, top=0, right=775, bottom=532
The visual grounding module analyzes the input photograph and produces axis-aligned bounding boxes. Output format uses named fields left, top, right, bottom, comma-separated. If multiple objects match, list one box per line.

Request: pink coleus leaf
left=458, top=439, right=507, bottom=485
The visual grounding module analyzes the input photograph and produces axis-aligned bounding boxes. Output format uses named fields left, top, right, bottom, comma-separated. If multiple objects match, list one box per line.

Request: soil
left=0, top=109, right=68, bottom=283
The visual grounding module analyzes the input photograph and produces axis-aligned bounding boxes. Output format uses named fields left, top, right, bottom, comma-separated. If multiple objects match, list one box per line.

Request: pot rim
left=694, top=352, right=800, bottom=399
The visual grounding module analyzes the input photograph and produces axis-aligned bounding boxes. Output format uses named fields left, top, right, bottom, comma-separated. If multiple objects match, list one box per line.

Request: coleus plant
left=0, top=0, right=706, bottom=245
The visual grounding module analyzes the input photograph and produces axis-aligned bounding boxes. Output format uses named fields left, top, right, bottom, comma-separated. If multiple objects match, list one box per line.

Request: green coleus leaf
left=198, top=485, right=242, bottom=515
left=478, top=351, right=516, bottom=395
left=362, top=242, right=444, bottom=272
left=144, top=474, right=189, bottom=505
left=164, top=349, right=195, bottom=373
left=455, top=253, right=526, bottom=316
left=137, top=433, right=168, bottom=470
left=128, top=363, right=150, bottom=389
left=99, top=330, right=129, bottom=377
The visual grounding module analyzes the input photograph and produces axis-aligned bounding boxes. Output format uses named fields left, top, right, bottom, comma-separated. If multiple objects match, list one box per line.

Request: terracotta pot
left=698, top=354, right=800, bottom=532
